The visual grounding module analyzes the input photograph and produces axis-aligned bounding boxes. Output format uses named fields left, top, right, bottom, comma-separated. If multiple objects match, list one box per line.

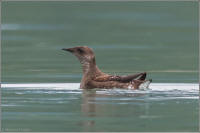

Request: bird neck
left=81, top=57, right=102, bottom=78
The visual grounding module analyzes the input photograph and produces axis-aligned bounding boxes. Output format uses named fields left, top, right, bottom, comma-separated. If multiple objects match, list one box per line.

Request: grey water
left=1, top=1, right=199, bottom=132
left=1, top=84, right=199, bottom=132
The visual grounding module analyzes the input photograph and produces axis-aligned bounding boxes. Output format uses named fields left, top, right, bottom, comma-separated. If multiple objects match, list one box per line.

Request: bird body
left=62, top=46, right=151, bottom=89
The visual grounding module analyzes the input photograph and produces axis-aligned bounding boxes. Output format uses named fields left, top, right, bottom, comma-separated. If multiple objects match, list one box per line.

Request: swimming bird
left=62, top=46, right=151, bottom=89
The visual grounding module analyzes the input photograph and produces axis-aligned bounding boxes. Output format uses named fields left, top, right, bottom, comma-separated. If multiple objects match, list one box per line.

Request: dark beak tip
left=62, top=48, right=73, bottom=52
left=62, top=48, right=69, bottom=52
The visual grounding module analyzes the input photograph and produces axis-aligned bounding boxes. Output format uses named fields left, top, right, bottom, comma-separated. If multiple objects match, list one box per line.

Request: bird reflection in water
left=79, top=89, right=150, bottom=131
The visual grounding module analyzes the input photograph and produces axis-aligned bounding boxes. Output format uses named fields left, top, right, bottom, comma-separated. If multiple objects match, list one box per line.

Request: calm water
left=1, top=83, right=199, bottom=132
left=1, top=1, right=199, bottom=132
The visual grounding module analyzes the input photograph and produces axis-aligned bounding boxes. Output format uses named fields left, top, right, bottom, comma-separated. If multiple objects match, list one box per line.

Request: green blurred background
left=1, top=2, right=199, bottom=132
left=2, top=1, right=199, bottom=83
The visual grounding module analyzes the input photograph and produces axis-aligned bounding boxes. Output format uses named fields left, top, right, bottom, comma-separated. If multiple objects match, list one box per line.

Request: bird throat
left=80, top=57, right=102, bottom=78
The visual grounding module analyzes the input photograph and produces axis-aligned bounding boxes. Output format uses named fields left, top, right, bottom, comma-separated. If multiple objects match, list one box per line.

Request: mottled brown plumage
left=62, top=46, right=151, bottom=89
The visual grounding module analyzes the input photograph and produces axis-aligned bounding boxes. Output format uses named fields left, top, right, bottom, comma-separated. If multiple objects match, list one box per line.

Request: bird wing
left=93, top=73, right=146, bottom=83
left=93, top=75, right=120, bottom=82
left=87, top=80, right=130, bottom=89
left=118, top=72, right=146, bottom=82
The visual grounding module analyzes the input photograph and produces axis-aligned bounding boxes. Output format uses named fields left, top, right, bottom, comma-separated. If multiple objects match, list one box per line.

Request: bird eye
left=77, top=48, right=84, bottom=54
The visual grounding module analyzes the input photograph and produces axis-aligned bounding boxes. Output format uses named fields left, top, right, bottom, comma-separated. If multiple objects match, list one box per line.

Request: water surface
left=1, top=1, right=199, bottom=132
left=1, top=83, right=199, bottom=132
left=2, top=1, right=198, bottom=83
